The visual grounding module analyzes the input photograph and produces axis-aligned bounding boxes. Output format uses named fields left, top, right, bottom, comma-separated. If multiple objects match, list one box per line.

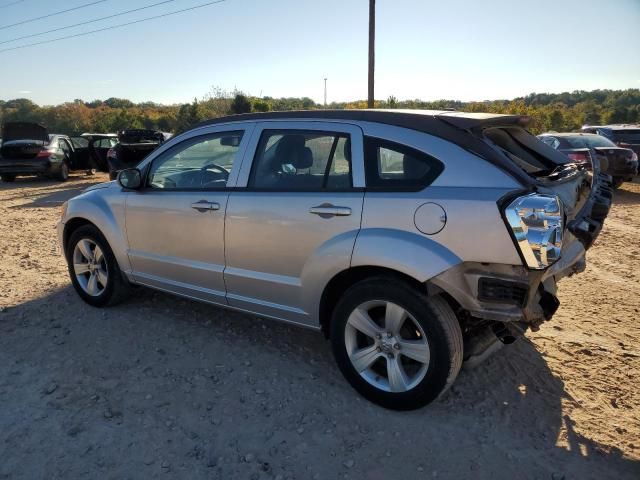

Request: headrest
left=275, top=135, right=313, bottom=169
left=297, top=147, right=314, bottom=169
left=343, top=137, right=351, bottom=162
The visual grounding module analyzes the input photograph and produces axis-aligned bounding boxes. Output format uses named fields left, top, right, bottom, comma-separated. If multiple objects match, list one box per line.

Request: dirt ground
left=0, top=173, right=638, bottom=480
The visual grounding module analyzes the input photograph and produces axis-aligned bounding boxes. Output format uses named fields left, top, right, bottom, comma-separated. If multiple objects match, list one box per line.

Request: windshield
left=564, top=135, right=616, bottom=149
left=611, top=129, right=640, bottom=143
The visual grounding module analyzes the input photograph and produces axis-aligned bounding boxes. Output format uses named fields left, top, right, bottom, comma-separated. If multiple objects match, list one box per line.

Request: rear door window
left=364, top=137, right=443, bottom=190
left=70, top=137, right=89, bottom=149
left=249, top=130, right=352, bottom=190
left=59, top=139, right=72, bottom=156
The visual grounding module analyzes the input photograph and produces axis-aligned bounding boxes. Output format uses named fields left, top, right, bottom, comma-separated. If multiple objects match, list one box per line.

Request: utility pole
left=324, top=77, right=327, bottom=108
left=368, top=0, right=375, bottom=108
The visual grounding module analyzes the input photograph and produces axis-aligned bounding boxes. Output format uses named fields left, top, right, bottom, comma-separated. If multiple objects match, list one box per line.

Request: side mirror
left=118, top=168, right=142, bottom=189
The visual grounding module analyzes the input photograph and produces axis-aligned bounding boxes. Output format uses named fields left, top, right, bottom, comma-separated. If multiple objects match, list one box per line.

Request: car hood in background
left=1, top=122, right=49, bottom=143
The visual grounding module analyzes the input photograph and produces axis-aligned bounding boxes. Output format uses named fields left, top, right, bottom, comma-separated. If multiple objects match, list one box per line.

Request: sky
left=0, top=0, right=639, bottom=105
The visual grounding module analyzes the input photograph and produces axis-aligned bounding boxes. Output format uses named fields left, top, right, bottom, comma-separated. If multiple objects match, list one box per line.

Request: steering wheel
left=201, top=163, right=229, bottom=179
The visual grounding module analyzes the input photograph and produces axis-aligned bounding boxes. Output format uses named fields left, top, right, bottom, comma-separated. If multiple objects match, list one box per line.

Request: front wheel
left=330, top=278, right=463, bottom=410
left=66, top=225, right=131, bottom=307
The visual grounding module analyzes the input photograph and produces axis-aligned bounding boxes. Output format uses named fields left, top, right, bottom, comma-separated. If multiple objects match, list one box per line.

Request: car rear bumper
left=0, top=158, right=54, bottom=175
left=428, top=249, right=582, bottom=329
left=609, top=160, right=638, bottom=179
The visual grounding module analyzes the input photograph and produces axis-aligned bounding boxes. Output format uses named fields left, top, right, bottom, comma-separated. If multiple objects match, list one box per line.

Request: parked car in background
left=107, top=129, right=172, bottom=180
left=70, top=133, right=119, bottom=173
left=581, top=125, right=640, bottom=157
left=538, top=132, right=638, bottom=187
left=0, top=122, right=94, bottom=182
left=58, top=110, right=612, bottom=409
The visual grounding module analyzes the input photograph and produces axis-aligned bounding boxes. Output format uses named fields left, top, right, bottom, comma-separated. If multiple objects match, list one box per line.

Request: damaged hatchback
left=58, top=110, right=612, bottom=410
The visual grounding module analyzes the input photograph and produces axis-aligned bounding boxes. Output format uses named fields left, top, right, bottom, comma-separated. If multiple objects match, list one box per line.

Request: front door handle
left=191, top=200, right=220, bottom=212
left=309, top=204, right=352, bottom=217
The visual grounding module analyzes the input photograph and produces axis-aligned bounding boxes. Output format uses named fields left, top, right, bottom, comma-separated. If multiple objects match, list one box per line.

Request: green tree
left=253, top=99, right=271, bottom=112
left=230, top=94, right=252, bottom=114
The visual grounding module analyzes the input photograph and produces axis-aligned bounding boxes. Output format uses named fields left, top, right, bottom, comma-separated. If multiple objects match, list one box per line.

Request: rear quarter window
left=364, top=137, right=444, bottom=190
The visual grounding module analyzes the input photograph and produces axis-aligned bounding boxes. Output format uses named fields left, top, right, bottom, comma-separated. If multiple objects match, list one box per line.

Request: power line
left=0, top=1, right=25, bottom=9
left=0, top=1, right=107, bottom=30
left=0, top=0, right=227, bottom=53
left=0, top=0, right=179, bottom=45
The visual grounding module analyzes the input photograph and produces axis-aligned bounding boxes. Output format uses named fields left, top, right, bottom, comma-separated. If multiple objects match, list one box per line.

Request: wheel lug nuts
left=393, top=344, right=400, bottom=350
left=387, top=353, right=394, bottom=359
left=376, top=347, right=381, bottom=352
left=386, top=332, right=392, bottom=338
left=375, top=333, right=381, bottom=339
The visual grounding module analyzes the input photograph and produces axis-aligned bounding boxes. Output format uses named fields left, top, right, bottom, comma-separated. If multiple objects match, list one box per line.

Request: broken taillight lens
left=504, top=194, right=563, bottom=270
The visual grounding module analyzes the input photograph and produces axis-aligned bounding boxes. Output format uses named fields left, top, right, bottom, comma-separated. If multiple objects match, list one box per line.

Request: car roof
left=80, top=132, right=117, bottom=138
left=539, top=132, right=599, bottom=137
left=195, top=109, right=538, bottom=187
left=196, top=109, right=531, bottom=135
left=582, top=124, right=640, bottom=131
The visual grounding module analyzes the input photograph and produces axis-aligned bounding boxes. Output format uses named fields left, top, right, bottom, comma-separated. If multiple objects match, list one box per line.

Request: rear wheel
left=330, top=277, right=463, bottom=410
left=56, top=162, right=69, bottom=182
left=1, top=174, right=16, bottom=182
left=66, top=224, right=131, bottom=307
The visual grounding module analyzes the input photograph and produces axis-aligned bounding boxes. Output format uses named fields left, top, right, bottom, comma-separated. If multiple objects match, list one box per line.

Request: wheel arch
left=63, top=217, right=96, bottom=253
left=318, top=229, right=463, bottom=337
left=319, top=266, right=428, bottom=338
left=62, top=192, right=132, bottom=275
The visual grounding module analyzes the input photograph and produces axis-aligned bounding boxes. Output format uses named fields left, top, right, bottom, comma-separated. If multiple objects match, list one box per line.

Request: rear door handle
left=191, top=200, right=220, bottom=212
left=309, top=205, right=352, bottom=217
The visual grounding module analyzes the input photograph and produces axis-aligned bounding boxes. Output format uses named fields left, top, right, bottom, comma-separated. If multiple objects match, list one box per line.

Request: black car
left=581, top=125, right=640, bottom=158
left=0, top=122, right=94, bottom=182
left=107, top=129, right=172, bottom=180
left=538, top=132, right=638, bottom=187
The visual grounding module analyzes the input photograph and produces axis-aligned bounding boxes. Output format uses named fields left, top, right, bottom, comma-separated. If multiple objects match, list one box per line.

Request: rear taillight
left=632, top=152, right=638, bottom=162
left=567, top=152, right=589, bottom=163
left=107, top=148, right=117, bottom=159
left=36, top=149, right=53, bottom=158
left=504, top=194, right=563, bottom=270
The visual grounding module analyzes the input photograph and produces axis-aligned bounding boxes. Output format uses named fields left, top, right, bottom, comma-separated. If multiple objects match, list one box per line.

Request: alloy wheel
left=344, top=300, right=430, bottom=393
left=72, top=239, right=108, bottom=296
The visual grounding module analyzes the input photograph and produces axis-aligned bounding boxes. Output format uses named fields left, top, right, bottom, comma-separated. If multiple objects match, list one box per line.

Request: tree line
left=1, top=88, right=638, bottom=137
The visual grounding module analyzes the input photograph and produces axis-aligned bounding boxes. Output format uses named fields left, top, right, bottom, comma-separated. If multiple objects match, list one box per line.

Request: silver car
left=58, top=110, right=612, bottom=410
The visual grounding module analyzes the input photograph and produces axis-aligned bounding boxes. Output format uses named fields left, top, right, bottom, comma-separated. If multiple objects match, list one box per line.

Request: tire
left=1, top=174, right=16, bottom=182
left=66, top=224, right=131, bottom=307
left=612, top=177, right=624, bottom=189
left=56, top=162, right=70, bottom=182
left=330, top=277, right=463, bottom=410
